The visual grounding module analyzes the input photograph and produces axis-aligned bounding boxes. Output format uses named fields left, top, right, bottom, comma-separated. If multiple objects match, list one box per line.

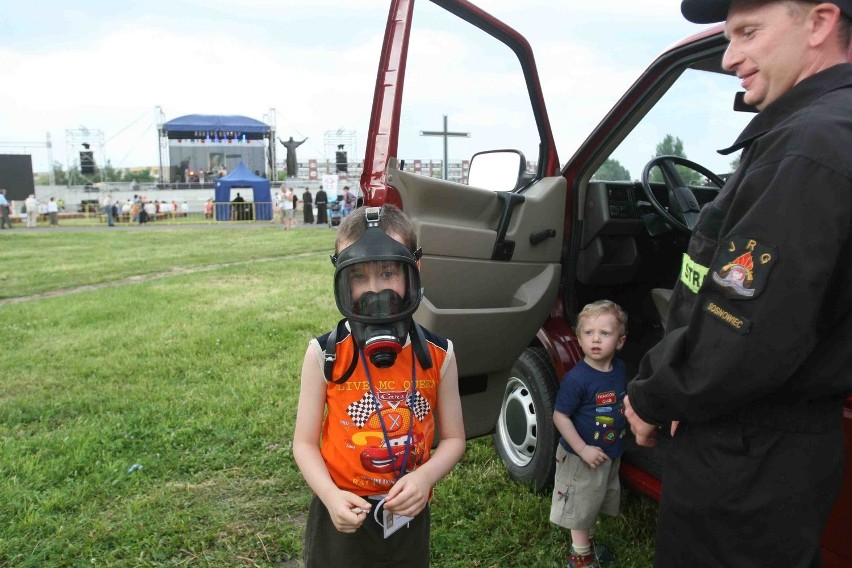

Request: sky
left=0, top=1, right=715, bottom=176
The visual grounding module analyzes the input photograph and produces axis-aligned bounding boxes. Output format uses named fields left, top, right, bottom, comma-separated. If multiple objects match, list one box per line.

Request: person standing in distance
left=302, top=186, right=314, bottom=224
left=102, top=193, right=115, bottom=227
left=0, top=189, right=12, bottom=229
left=47, top=197, right=59, bottom=227
left=315, top=185, right=328, bottom=226
left=624, top=1, right=852, bottom=567
left=342, top=186, right=355, bottom=218
left=24, top=194, right=38, bottom=228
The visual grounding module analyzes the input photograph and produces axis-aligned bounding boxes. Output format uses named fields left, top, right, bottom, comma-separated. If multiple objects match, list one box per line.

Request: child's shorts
left=303, top=495, right=430, bottom=568
left=549, top=444, right=621, bottom=530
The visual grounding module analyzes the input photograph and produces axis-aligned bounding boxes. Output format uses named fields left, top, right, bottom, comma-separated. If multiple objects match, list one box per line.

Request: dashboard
left=576, top=180, right=717, bottom=287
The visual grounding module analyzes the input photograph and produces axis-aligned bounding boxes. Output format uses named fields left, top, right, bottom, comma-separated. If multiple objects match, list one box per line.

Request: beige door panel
left=498, top=175, right=566, bottom=262
left=387, top=160, right=566, bottom=263
left=387, top=165, right=503, bottom=259
left=416, top=260, right=559, bottom=376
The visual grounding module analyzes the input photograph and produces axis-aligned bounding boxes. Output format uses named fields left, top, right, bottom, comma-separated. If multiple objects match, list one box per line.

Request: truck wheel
left=493, top=347, right=558, bottom=493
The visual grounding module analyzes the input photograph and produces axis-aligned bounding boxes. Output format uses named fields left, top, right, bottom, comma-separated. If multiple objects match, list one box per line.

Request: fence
left=7, top=201, right=331, bottom=227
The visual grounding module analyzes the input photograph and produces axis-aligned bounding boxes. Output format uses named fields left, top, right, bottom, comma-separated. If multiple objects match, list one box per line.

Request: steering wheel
left=640, top=155, right=725, bottom=234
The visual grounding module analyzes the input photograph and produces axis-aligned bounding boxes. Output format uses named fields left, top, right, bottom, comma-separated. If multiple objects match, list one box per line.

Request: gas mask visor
left=332, top=209, right=423, bottom=367
left=333, top=229, right=422, bottom=326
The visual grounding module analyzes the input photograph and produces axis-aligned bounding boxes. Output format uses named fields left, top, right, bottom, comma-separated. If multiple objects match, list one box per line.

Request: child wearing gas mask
left=293, top=204, right=465, bottom=567
left=550, top=300, right=627, bottom=568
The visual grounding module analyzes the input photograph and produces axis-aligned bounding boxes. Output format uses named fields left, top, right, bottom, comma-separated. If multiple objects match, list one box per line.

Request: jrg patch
left=710, top=236, right=777, bottom=299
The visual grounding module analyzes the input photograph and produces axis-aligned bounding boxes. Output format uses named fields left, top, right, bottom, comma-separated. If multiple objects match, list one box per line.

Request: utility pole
left=264, top=108, right=278, bottom=181
left=46, top=133, right=55, bottom=186
left=420, top=115, right=469, bottom=181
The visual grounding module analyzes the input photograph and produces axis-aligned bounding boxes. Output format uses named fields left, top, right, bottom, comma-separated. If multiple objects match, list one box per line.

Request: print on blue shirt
left=554, top=358, right=627, bottom=459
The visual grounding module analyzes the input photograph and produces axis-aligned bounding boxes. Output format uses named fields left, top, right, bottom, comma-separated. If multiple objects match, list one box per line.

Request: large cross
left=419, top=115, right=470, bottom=181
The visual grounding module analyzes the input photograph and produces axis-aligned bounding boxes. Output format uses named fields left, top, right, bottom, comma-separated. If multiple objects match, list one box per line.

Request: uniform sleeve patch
left=703, top=300, right=752, bottom=334
left=710, top=235, right=777, bottom=299
left=680, top=253, right=709, bottom=293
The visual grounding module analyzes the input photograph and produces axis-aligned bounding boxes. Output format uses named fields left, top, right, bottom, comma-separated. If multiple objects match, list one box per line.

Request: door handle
left=529, top=229, right=556, bottom=246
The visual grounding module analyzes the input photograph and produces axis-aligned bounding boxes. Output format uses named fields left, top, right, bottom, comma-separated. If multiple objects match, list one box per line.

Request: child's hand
left=384, top=471, right=431, bottom=518
left=578, top=444, right=610, bottom=469
left=326, top=491, right=372, bottom=533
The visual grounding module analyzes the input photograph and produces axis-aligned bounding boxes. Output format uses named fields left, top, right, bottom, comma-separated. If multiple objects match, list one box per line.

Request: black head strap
left=323, top=319, right=359, bottom=384
left=411, top=321, right=433, bottom=371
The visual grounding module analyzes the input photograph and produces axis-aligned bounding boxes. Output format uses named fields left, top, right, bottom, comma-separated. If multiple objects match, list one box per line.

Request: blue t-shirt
left=554, top=358, right=627, bottom=459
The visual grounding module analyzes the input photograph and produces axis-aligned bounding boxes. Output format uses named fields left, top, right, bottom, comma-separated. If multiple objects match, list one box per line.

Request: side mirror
left=467, top=150, right=526, bottom=191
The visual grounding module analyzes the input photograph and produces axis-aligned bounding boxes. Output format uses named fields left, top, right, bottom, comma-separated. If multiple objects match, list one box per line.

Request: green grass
left=0, top=225, right=655, bottom=567
left=0, top=225, right=332, bottom=298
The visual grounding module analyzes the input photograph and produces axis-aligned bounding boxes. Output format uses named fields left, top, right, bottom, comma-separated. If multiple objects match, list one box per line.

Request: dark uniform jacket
left=628, top=63, right=852, bottom=434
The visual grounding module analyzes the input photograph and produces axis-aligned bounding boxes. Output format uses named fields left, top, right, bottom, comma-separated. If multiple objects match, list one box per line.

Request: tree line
left=592, top=133, right=741, bottom=183
left=35, top=160, right=156, bottom=186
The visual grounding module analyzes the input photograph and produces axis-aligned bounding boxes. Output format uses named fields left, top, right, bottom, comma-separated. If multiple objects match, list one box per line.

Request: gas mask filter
left=331, top=207, right=423, bottom=368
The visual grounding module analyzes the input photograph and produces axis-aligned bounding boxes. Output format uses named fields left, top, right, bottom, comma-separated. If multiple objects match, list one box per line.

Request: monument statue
left=279, top=136, right=308, bottom=178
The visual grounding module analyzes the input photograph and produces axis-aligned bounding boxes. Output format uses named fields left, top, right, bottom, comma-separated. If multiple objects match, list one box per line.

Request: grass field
left=0, top=224, right=656, bottom=567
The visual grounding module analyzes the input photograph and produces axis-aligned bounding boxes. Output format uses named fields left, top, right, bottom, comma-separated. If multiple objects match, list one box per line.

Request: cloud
left=1, top=0, right=712, bottom=172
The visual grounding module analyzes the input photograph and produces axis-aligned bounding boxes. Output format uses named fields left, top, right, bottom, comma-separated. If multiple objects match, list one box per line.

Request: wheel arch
left=534, top=311, right=582, bottom=381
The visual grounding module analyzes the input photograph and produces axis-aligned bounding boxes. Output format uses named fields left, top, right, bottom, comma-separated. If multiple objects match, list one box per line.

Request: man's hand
left=624, top=395, right=659, bottom=447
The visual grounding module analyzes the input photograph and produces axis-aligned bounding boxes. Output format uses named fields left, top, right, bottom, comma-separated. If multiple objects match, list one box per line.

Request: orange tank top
left=313, top=325, right=451, bottom=496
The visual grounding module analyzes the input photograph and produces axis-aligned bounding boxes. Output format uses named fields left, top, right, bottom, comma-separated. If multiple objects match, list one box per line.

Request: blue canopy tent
left=162, top=114, right=271, bottom=137
left=214, top=163, right=273, bottom=221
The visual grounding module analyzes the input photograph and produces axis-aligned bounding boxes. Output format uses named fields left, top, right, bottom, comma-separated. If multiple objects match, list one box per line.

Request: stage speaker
left=80, top=151, right=95, bottom=175
left=335, top=150, right=348, bottom=173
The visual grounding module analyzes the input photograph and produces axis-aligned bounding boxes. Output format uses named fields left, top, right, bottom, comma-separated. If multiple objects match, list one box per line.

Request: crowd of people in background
left=125, top=195, right=190, bottom=225
left=94, top=194, right=191, bottom=225
left=0, top=193, right=68, bottom=228
left=0, top=185, right=358, bottom=229
left=1, top=193, right=194, bottom=228
left=273, top=185, right=357, bottom=230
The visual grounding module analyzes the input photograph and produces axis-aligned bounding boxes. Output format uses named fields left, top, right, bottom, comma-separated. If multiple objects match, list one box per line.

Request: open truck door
left=360, top=0, right=569, bottom=442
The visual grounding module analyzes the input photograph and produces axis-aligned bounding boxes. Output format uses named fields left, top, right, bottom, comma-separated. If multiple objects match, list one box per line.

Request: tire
left=493, top=347, right=559, bottom=493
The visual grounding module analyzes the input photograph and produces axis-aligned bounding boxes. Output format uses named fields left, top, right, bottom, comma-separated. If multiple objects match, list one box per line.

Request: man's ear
left=808, top=3, right=843, bottom=48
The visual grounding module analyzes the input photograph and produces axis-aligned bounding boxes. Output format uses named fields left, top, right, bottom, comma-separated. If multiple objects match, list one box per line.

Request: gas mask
left=331, top=207, right=423, bottom=368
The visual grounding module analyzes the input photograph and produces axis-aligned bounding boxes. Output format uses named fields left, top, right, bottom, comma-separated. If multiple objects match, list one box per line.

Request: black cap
left=681, top=0, right=852, bottom=23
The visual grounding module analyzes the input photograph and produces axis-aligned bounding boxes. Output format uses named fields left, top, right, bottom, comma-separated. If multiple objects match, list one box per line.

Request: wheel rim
left=497, top=376, right=538, bottom=467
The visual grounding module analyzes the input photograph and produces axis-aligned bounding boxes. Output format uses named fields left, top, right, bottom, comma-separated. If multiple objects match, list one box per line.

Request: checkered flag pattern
left=347, top=393, right=380, bottom=428
left=410, top=391, right=431, bottom=421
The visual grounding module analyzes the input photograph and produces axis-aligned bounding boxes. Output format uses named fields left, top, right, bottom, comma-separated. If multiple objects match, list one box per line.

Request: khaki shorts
left=550, top=444, right=621, bottom=530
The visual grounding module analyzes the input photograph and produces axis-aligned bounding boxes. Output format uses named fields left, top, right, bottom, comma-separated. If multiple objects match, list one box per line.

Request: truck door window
left=596, top=67, right=751, bottom=183
left=399, top=2, right=541, bottom=185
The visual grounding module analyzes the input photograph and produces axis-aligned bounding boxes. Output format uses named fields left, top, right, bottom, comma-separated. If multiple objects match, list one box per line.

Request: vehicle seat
left=651, top=288, right=673, bottom=330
